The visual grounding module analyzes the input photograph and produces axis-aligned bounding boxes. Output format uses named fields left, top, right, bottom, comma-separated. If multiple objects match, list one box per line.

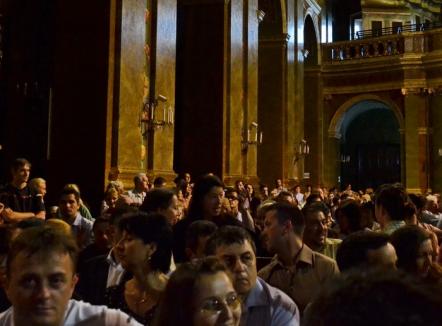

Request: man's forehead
left=216, top=241, right=253, bottom=255
left=60, top=194, right=77, bottom=202
left=264, top=209, right=279, bottom=221
left=11, top=251, right=74, bottom=273
left=306, top=210, right=326, bottom=221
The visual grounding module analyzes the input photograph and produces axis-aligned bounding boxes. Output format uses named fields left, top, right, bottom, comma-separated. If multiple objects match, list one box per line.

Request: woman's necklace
left=125, top=280, right=153, bottom=316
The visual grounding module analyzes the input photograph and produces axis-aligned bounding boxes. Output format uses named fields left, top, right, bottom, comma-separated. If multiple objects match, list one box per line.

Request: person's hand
left=1, top=207, right=14, bottom=222
left=0, top=203, right=4, bottom=224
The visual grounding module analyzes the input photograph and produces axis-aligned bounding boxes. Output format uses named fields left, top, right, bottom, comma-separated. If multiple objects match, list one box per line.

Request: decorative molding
left=401, top=87, right=435, bottom=96
left=328, top=130, right=341, bottom=139
left=305, top=0, right=321, bottom=16
left=417, top=127, right=430, bottom=135
left=324, top=94, right=333, bottom=101
left=257, top=9, right=265, bottom=23
left=180, top=0, right=230, bottom=5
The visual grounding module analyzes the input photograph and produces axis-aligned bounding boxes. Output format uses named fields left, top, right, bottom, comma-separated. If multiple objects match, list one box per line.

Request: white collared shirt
left=0, top=300, right=142, bottom=325
left=106, top=250, right=125, bottom=288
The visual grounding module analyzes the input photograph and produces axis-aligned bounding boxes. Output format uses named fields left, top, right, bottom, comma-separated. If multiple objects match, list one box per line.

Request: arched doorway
left=336, top=100, right=402, bottom=190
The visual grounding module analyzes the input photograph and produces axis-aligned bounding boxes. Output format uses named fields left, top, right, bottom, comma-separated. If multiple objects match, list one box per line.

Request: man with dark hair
left=304, top=269, right=442, bottom=326
left=58, top=188, right=93, bottom=249
left=335, top=199, right=365, bottom=237
left=275, top=191, right=296, bottom=205
left=153, top=176, right=167, bottom=188
left=76, top=207, right=135, bottom=305
left=206, top=226, right=299, bottom=326
left=336, top=231, right=397, bottom=272
left=259, top=202, right=339, bottom=312
left=184, top=220, right=217, bottom=261
left=77, top=217, right=111, bottom=268
left=0, top=226, right=141, bottom=325
left=302, top=202, right=341, bottom=260
left=375, top=183, right=407, bottom=234
left=0, top=158, right=45, bottom=222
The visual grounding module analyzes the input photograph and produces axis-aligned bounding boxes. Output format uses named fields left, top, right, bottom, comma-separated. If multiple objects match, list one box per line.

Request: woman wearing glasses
left=154, top=257, right=241, bottom=326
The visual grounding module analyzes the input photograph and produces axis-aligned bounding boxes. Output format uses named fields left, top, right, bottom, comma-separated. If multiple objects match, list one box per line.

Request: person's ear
left=185, top=247, right=195, bottom=261
left=282, top=220, right=292, bottom=235
left=147, top=242, right=158, bottom=258
left=72, top=274, right=79, bottom=288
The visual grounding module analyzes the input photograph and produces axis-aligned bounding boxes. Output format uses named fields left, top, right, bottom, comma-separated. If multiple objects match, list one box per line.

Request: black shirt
left=0, top=184, right=45, bottom=213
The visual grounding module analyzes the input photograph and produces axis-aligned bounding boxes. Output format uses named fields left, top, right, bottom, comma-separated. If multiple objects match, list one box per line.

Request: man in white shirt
left=58, top=188, right=93, bottom=249
left=0, top=225, right=140, bottom=326
left=125, top=173, right=149, bottom=206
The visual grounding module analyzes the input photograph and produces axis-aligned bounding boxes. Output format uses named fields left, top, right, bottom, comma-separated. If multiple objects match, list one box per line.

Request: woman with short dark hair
left=106, top=212, right=173, bottom=325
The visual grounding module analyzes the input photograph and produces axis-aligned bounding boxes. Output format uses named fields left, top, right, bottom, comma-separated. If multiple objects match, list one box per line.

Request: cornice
left=179, top=0, right=230, bottom=5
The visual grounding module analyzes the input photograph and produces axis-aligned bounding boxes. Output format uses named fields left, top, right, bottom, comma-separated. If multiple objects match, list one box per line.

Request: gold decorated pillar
left=430, top=91, right=442, bottom=193
left=108, top=0, right=147, bottom=186
left=404, top=89, right=430, bottom=193
left=146, top=0, right=177, bottom=182
left=257, top=34, right=288, bottom=186
left=106, top=0, right=177, bottom=186
left=224, top=0, right=260, bottom=185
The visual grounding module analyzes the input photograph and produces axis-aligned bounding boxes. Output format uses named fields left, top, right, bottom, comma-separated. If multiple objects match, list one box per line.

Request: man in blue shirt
left=206, top=226, right=299, bottom=326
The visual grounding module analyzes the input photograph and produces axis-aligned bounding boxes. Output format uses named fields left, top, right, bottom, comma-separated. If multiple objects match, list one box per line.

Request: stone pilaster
left=430, top=93, right=442, bottom=193
left=115, top=0, right=147, bottom=186
left=404, top=91, right=429, bottom=193
left=148, top=0, right=177, bottom=182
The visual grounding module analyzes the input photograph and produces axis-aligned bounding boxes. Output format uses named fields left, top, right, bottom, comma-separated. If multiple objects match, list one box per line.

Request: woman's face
left=416, top=239, right=433, bottom=278
left=105, top=193, right=119, bottom=208
left=203, top=187, right=224, bottom=219
left=193, top=272, right=241, bottom=326
left=116, top=231, right=151, bottom=271
left=159, top=195, right=180, bottom=225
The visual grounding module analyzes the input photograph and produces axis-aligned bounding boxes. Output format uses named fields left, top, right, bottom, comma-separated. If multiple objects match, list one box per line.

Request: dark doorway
left=340, top=102, right=401, bottom=191
left=357, top=144, right=401, bottom=189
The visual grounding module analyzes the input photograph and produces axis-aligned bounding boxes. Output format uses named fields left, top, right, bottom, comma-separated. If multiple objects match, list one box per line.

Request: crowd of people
left=0, top=157, right=442, bottom=325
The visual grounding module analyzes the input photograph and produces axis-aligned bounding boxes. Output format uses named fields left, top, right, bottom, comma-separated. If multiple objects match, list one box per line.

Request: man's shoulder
left=257, top=278, right=300, bottom=325
left=81, top=253, right=109, bottom=270
left=0, top=307, right=13, bottom=324
left=311, top=250, right=340, bottom=277
left=79, top=214, right=94, bottom=227
left=65, top=300, right=142, bottom=325
left=312, top=250, right=337, bottom=265
left=257, top=257, right=279, bottom=279
left=259, top=278, right=295, bottom=306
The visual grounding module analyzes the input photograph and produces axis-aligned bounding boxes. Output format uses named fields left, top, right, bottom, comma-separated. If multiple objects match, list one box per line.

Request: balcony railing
left=323, top=35, right=404, bottom=62
left=356, top=22, right=442, bottom=39
left=323, top=22, right=442, bottom=63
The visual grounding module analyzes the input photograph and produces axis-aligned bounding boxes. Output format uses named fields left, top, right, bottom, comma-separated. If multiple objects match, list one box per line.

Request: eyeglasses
left=200, top=292, right=241, bottom=313
left=227, top=197, right=239, bottom=201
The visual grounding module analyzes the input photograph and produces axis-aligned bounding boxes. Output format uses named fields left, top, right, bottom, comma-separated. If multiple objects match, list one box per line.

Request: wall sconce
left=340, top=154, right=350, bottom=163
left=293, top=139, right=309, bottom=164
left=301, top=49, right=310, bottom=58
left=438, top=148, right=442, bottom=157
left=241, top=122, right=263, bottom=152
left=140, top=94, right=174, bottom=136
left=257, top=10, right=265, bottom=23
